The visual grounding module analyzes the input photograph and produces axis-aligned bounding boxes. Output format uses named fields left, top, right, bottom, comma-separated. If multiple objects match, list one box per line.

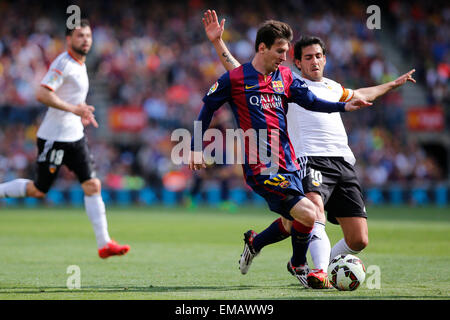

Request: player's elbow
left=36, top=87, right=45, bottom=103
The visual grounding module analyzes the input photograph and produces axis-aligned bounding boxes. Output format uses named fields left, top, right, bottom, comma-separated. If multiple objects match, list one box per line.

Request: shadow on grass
left=1, top=285, right=448, bottom=300
left=0, top=284, right=306, bottom=295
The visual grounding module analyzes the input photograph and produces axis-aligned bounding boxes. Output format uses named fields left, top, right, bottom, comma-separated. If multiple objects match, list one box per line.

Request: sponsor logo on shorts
left=310, top=168, right=322, bottom=187
left=264, top=174, right=286, bottom=187
left=279, top=180, right=290, bottom=189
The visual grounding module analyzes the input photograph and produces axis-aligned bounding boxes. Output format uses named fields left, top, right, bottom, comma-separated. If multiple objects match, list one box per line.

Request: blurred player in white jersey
left=0, top=19, right=130, bottom=259
left=202, top=10, right=415, bottom=288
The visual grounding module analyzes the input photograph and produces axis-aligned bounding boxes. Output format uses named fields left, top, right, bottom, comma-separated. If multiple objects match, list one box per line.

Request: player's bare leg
left=82, top=178, right=130, bottom=258
left=331, top=217, right=368, bottom=258
left=0, top=179, right=45, bottom=199
left=280, top=216, right=292, bottom=233
left=26, top=182, right=45, bottom=198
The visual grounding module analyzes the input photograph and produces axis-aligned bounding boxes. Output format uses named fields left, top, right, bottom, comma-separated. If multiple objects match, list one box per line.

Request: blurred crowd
left=0, top=0, right=447, bottom=197
left=388, top=1, right=450, bottom=105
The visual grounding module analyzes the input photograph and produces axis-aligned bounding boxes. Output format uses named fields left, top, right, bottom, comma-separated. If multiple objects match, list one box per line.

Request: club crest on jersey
left=323, top=81, right=333, bottom=90
left=207, top=81, right=219, bottom=96
left=272, top=80, right=284, bottom=94
left=49, top=165, right=57, bottom=174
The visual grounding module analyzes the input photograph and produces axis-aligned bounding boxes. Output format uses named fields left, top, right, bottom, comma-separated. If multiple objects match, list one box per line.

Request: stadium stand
left=0, top=0, right=448, bottom=206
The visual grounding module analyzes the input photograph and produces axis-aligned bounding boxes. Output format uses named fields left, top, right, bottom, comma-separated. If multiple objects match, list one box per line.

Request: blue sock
left=253, top=218, right=290, bottom=252
left=290, top=221, right=312, bottom=267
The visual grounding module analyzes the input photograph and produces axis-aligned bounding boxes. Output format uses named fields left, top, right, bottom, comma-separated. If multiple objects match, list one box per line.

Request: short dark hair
left=65, top=18, right=90, bottom=36
left=254, top=20, right=293, bottom=52
left=294, top=36, right=326, bottom=60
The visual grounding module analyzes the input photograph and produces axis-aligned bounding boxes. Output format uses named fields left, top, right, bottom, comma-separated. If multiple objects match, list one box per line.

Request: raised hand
left=392, top=69, right=416, bottom=88
left=202, top=9, right=225, bottom=42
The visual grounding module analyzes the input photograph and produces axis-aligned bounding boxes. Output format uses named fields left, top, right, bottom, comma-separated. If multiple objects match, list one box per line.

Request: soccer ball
left=327, top=254, right=366, bottom=291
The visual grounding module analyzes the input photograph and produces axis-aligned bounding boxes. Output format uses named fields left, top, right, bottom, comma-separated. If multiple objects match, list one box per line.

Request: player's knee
left=314, top=206, right=326, bottom=223
left=289, top=195, right=321, bottom=228
left=26, top=182, right=46, bottom=198
left=281, top=217, right=292, bottom=234
left=348, top=235, right=369, bottom=252
left=30, top=190, right=46, bottom=198
left=82, top=178, right=101, bottom=196
left=306, top=192, right=325, bottom=222
left=304, top=208, right=316, bottom=227
left=359, top=236, right=369, bottom=250
left=293, top=201, right=316, bottom=227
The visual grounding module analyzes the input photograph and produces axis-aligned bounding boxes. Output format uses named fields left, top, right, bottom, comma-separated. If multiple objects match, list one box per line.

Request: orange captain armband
left=339, top=86, right=354, bottom=102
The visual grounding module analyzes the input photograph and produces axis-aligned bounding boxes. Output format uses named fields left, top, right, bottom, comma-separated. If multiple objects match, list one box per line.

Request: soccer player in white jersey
left=0, top=19, right=130, bottom=259
left=202, top=10, right=415, bottom=288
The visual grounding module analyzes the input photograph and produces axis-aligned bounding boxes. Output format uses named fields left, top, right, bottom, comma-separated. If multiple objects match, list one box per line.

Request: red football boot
left=307, top=269, right=333, bottom=289
left=98, top=240, right=130, bottom=259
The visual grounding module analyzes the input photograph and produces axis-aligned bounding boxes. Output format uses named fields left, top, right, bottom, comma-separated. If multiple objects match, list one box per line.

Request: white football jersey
left=287, top=73, right=356, bottom=165
left=37, top=51, right=88, bottom=142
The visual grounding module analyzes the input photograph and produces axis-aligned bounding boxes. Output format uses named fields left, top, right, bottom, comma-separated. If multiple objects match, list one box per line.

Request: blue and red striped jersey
left=194, top=63, right=346, bottom=176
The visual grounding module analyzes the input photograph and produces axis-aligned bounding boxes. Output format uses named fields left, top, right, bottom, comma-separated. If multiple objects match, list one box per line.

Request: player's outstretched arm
left=352, top=69, right=416, bottom=102
left=36, top=86, right=98, bottom=127
left=203, top=9, right=240, bottom=71
left=290, top=76, right=372, bottom=113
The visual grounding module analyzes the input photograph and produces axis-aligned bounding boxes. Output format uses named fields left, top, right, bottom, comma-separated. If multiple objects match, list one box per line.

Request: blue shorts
left=246, top=170, right=305, bottom=220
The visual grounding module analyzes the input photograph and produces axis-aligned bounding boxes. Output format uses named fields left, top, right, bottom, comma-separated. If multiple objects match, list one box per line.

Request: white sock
left=330, top=238, right=360, bottom=259
left=309, top=222, right=331, bottom=271
left=0, top=179, right=31, bottom=198
left=84, top=194, right=111, bottom=248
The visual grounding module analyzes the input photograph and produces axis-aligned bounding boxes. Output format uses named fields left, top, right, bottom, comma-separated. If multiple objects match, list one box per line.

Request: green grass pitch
left=0, top=205, right=448, bottom=300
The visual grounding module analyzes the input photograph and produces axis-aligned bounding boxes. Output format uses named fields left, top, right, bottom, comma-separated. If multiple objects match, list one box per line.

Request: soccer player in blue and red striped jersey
left=189, top=19, right=371, bottom=286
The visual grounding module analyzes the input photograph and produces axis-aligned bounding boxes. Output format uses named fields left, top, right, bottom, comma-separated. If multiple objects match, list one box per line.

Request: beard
left=71, top=44, right=90, bottom=56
